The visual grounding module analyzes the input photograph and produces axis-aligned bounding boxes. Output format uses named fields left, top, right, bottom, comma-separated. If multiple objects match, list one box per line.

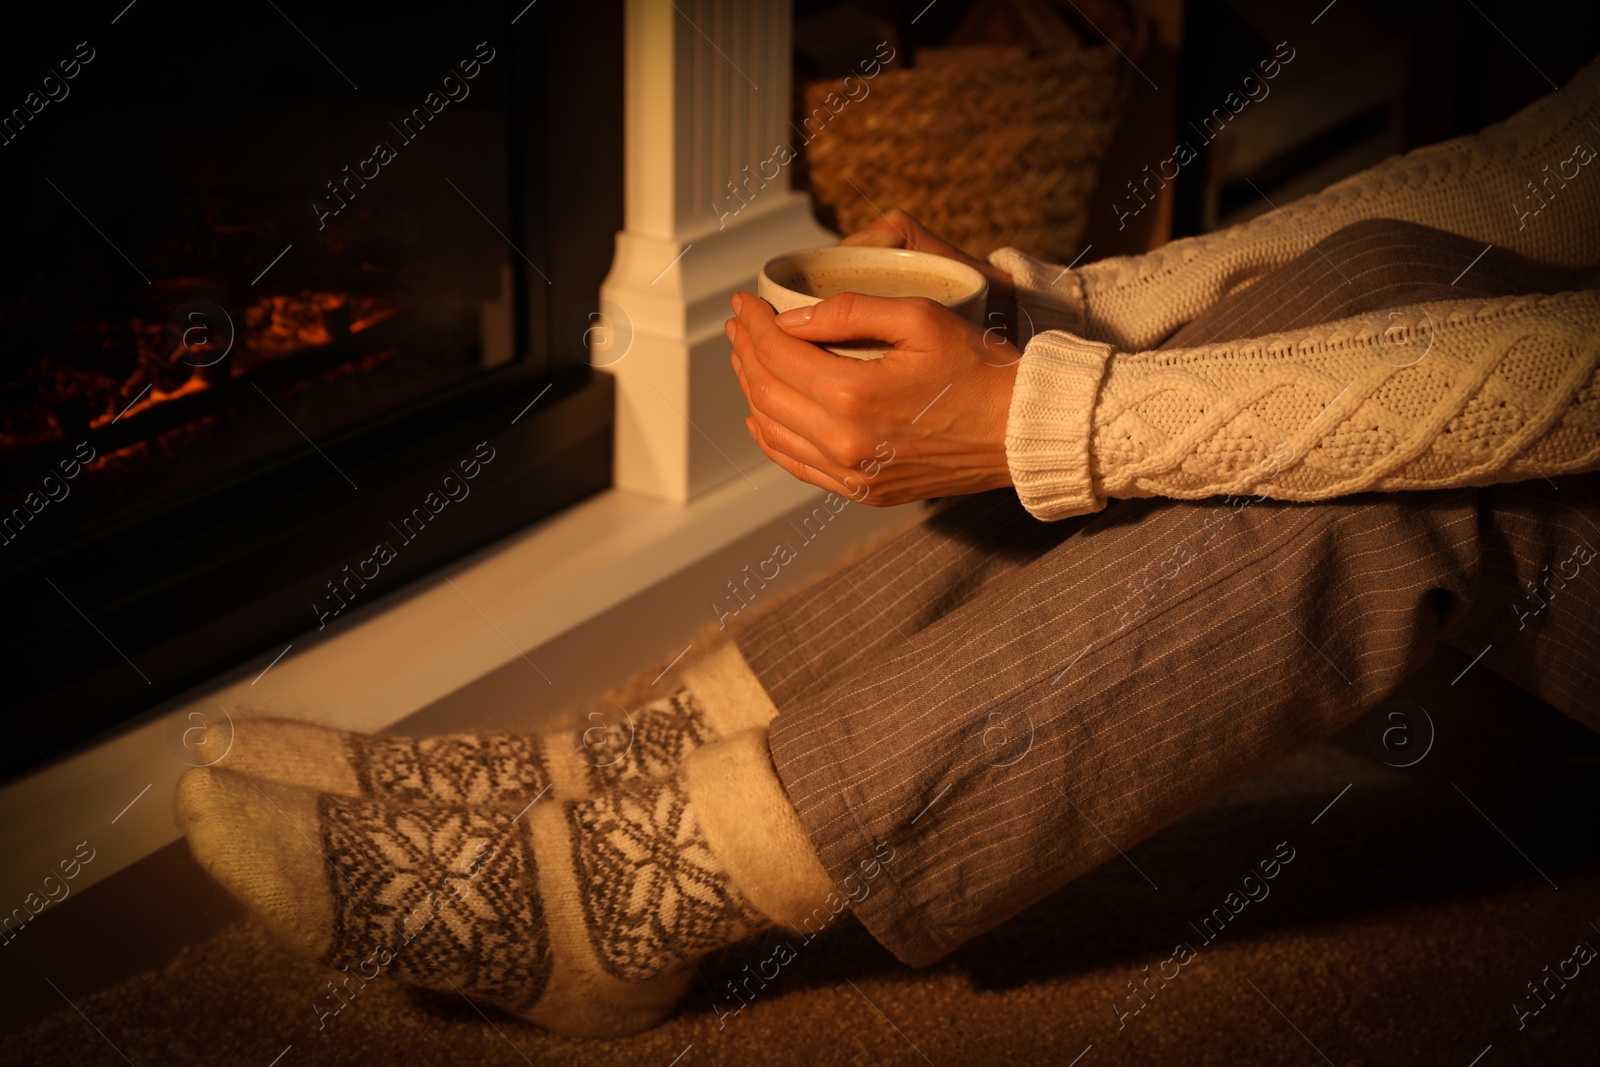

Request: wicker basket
left=802, top=21, right=1132, bottom=262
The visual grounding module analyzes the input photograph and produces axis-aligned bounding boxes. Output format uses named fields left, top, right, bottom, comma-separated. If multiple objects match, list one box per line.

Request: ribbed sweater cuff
left=988, top=247, right=1089, bottom=342
left=1005, top=330, right=1115, bottom=521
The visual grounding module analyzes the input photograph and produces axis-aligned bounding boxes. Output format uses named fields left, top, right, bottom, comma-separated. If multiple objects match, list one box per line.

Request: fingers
left=726, top=336, right=833, bottom=449
left=742, top=401, right=838, bottom=477
left=730, top=344, right=869, bottom=481
left=865, top=209, right=973, bottom=262
left=775, top=290, right=965, bottom=349
left=837, top=211, right=1005, bottom=296
left=839, top=209, right=915, bottom=248
left=877, top=208, right=929, bottom=248
left=839, top=228, right=903, bottom=248
left=743, top=415, right=857, bottom=499
left=839, top=208, right=954, bottom=252
left=732, top=292, right=860, bottom=403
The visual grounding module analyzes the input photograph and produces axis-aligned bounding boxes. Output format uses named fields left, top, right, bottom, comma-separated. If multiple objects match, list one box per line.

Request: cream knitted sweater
left=991, top=56, right=1600, bottom=521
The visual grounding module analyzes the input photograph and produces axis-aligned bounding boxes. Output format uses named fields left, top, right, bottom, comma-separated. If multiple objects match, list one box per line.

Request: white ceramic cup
left=757, top=246, right=989, bottom=359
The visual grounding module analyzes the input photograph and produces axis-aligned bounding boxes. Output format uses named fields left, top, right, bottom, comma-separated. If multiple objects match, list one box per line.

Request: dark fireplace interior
left=0, top=1, right=622, bottom=779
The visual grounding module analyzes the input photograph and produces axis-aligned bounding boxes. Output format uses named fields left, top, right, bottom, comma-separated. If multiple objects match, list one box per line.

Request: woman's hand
left=840, top=209, right=1017, bottom=330
left=727, top=288, right=1020, bottom=506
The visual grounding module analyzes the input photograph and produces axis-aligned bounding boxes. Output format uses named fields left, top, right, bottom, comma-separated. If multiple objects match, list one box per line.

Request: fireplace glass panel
left=1, top=5, right=532, bottom=555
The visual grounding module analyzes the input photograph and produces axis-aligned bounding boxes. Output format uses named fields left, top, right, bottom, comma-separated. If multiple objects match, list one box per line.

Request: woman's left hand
left=726, top=289, right=1020, bottom=506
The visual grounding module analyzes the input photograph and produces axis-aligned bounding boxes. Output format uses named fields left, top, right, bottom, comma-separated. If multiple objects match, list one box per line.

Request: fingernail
left=775, top=305, right=813, bottom=328
left=724, top=317, right=736, bottom=341
left=731, top=292, right=745, bottom=314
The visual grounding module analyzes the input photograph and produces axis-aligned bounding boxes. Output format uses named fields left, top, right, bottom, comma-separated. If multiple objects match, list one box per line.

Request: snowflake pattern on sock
left=568, top=776, right=763, bottom=981
left=584, top=690, right=718, bottom=791
left=344, top=734, right=551, bottom=806
left=319, top=797, right=552, bottom=1010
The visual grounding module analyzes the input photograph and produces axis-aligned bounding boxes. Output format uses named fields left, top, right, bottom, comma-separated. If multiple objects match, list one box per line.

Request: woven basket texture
left=803, top=39, right=1125, bottom=261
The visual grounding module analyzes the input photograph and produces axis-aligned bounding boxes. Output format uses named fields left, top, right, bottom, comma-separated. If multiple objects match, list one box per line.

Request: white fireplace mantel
left=603, top=0, right=834, bottom=502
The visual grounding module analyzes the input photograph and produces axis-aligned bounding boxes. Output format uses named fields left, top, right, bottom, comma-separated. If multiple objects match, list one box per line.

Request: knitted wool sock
left=177, top=727, right=832, bottom=1037
left=218, top=642, right=776, bottom=805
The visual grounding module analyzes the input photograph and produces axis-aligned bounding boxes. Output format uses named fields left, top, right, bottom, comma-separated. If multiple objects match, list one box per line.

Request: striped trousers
left=735, top=220, right=1600, bottom=965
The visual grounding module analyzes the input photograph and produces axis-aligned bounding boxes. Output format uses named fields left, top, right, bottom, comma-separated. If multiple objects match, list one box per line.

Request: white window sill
left=0, top=464, right=914, bottom=904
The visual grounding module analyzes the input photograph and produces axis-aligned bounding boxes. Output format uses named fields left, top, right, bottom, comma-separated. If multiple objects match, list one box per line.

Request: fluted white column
left=601, top=0, right=834, bottom=501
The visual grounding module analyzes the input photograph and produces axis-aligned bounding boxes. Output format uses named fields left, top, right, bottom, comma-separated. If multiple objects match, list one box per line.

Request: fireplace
left=0, top=1, right=621, bottom=778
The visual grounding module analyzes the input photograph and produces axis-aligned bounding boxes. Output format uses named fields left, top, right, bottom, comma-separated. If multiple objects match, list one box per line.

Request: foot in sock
left=218, top=642, right=777, bottom=804
left=177, top=728, right=831, bottom=1037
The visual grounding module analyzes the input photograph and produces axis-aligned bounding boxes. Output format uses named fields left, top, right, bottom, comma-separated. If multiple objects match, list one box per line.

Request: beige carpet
left=3, top=644, right=1596, bottom=1066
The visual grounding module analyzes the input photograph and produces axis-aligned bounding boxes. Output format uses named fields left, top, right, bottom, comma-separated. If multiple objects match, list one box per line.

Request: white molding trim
left=603, top=0, right=833, bottom=501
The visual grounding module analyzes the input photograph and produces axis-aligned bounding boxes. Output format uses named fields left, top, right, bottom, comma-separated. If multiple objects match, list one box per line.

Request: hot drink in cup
left=758, top=246, right=988, bottom=359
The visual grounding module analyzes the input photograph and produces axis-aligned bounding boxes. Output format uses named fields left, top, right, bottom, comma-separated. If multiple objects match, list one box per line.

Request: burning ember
left=2, top=270, right=406, bottom=510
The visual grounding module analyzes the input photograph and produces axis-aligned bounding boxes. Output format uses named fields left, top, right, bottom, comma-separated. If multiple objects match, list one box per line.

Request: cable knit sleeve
left=991, top=54, right=1600, bottom=520
left=1004, top=291, right=1600, bottom=521
left=989, top=55, right=1600, bottom=352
